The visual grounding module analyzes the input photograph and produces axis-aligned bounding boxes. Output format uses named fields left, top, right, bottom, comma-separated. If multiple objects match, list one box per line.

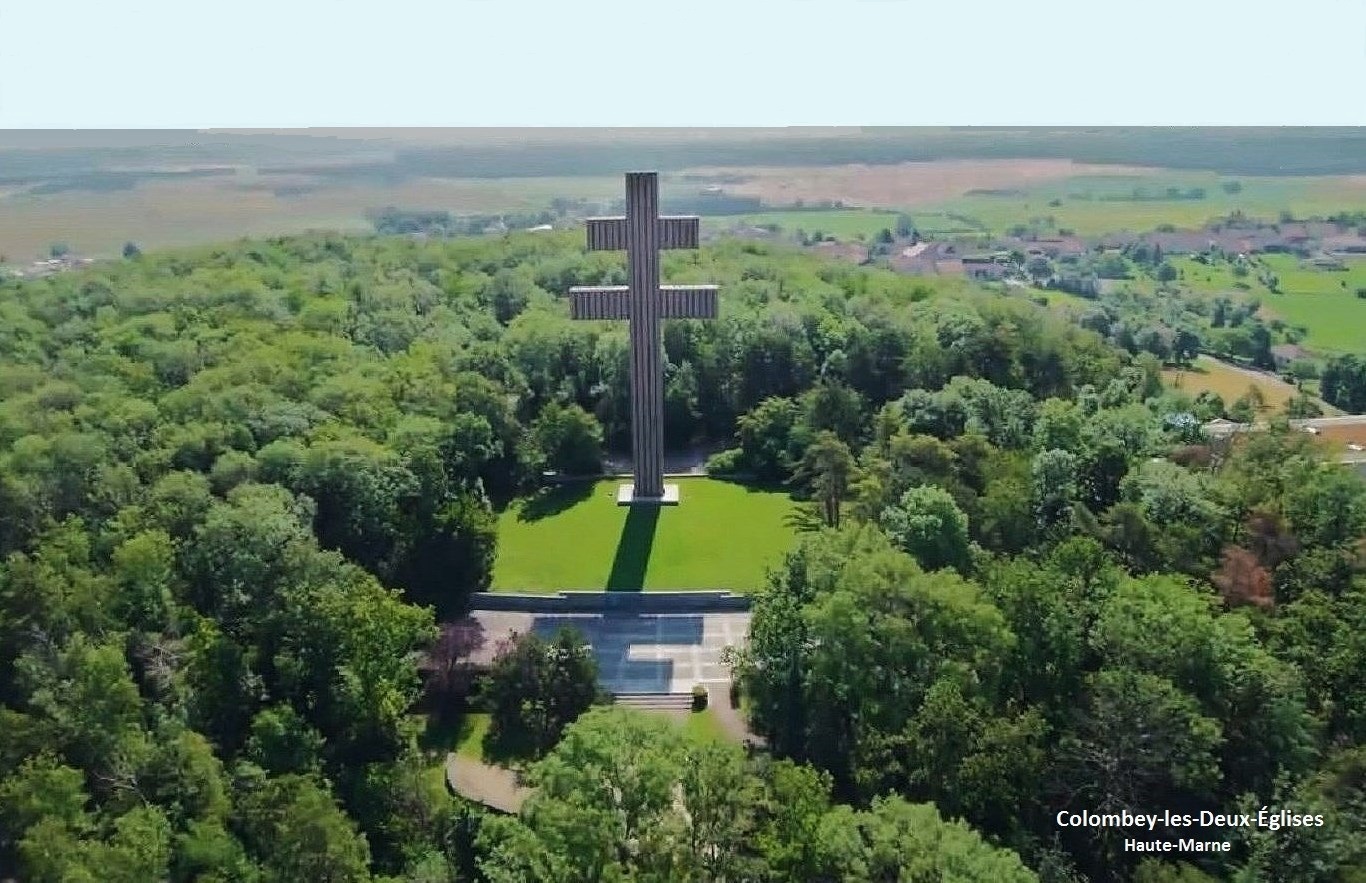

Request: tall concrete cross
left=569, top=172, right=719, bottom=505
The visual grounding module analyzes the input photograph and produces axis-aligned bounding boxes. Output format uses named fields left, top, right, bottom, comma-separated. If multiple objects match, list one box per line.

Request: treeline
left=367, top=207, right=557, bottom=237
left=374, top=129, right=1366, bottom=178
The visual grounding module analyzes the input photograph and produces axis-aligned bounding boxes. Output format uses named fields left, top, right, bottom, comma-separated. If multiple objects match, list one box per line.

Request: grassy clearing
left=1163, top=356, right=1301, bottom=412
left=492, top=478, right=801, bottom=592
left=1256, top=255, right=1366, bottom=353
left=453, top=713, right=493, bottom=761
left=418, top=711, right=493, bottom=762
left=1171, top=256, right=1258, bottom=297
left=681, top=707, right=733, bottom=744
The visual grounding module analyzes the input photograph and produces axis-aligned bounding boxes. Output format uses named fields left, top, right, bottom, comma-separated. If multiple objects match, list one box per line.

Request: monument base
left=616, top=483, right=681, bottom=506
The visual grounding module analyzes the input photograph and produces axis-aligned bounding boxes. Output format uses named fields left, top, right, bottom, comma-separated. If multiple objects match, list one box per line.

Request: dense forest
left=0, top=229, right=1362, bottom=881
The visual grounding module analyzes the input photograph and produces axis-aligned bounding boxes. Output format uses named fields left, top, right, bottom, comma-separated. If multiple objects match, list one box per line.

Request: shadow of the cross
left=516, top=481, right=595, bottom=523
left=605, top=505, right=661, bottom=591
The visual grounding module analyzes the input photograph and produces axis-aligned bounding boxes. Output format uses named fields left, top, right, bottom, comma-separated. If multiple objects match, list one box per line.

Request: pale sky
left=2, top=0, right=1364, bottom=128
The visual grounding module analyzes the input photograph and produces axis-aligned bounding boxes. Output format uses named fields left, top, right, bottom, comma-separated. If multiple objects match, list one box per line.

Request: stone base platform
left=616, top=483, right=680, bottom=506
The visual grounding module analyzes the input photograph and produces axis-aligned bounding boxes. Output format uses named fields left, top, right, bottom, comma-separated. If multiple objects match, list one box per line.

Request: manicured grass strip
left=681, top=707, right=733, bottom=744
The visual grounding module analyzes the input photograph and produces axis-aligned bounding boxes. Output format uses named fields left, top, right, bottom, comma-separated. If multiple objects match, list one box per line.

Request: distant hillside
left=4, top=128, right=1366, bottom=189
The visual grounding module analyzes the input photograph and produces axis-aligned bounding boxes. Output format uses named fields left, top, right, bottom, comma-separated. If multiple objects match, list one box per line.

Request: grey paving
left=468, top=610, right=750, bottom=695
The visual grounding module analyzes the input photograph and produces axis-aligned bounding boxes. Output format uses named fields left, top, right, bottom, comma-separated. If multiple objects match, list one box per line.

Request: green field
left=681, top=707, right=733, bottom=743
left=925, top=173, right=1366, bottom=237
left=492, top=478, right=801, bottom=592
left=702, top=209, right=903, bottom=240
left=1256, top=255, right=1366, bottom=352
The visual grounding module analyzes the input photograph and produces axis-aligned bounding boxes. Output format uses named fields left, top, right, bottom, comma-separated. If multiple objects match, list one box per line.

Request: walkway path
left=445, top=755, right=530, bottom=815
left=711, top=684, right=763, bottom=747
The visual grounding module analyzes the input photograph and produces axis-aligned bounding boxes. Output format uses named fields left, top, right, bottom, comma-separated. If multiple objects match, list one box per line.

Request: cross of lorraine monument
left=570, top=172, right=719, bottom=506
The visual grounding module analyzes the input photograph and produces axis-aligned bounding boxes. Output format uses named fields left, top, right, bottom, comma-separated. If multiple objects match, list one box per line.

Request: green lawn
left=418, top=711, right=492, bottom=761
left=681, top=707, right=733, bottom=744
left=453, top=713, right=492, bottom=761
left=1257, top=255, right=1366, bottom=353
left=492, top=478, right=801, bottom=592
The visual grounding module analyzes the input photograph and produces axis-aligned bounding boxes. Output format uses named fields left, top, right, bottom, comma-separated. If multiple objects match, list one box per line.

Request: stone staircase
left=613, top=692, right=695, bottom=712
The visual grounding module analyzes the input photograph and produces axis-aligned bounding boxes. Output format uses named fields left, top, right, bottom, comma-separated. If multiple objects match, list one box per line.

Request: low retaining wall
left=469, top=591, right=752, bottom=613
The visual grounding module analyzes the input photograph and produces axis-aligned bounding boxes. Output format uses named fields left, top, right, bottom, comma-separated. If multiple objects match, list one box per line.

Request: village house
left=1001, top=235, right=1089, bottom=259
left=811, top=239, right=869, bottom=264
left=961, top=254, right=1011, bottom=281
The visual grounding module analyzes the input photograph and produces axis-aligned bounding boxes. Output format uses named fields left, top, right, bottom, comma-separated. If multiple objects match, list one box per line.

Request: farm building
left=962, top=254, right=1011, bottom=280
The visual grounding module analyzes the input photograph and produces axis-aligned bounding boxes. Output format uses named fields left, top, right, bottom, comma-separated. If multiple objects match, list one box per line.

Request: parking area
left=469, top=610, right=750, bottom=694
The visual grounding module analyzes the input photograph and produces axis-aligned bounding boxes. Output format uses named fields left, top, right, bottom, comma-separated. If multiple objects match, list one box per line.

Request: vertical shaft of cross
left=626, top=172, right=665, bottom=498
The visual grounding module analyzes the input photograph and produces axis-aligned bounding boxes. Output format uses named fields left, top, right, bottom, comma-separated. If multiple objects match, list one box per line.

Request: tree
left=0, top=754, right=88, bottom=860
left=800, top=380, right=865, bottom=445
left=1283, top=392, right=1323, bottom=419
left=423, top=618, right=487, bottom=707
left=838, top=796, right=1038, bottom=883
left=478, top=707, right=689, bottom=882
left=1211, top=546, right=1274, bottom=609
left=1055, top=669, right=1223, bottom=868
left=1172, top=329, right=1201, bottom=366
left=880, top=485, right=971, bottom=573
left=1320, top=354, right=1366, bottom=412
left=1281, top=462, right=1366, bottom=549
left=522, top=402, right=603, bottom=476
left=792, top=431, right=855, bottom=528
left=1032, top=448, right=1079, bottom=529
left=121, top=241, right=142, bottom=259
left=737, top=526, right=1014, bottom=799
left=482, top=629, right=601, bottom=760
left=734, top=396, right=808, bottom=481
left=233, top=770, right=371, bottom=883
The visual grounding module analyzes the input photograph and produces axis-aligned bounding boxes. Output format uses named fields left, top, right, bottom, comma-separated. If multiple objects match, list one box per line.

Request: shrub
left=691, top=684, right=709, bottom=711
left=703, top=447, right=745, bottom=476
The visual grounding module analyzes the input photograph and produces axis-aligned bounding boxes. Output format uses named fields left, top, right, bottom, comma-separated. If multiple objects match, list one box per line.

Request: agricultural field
left=0, top=174, right=624, bottom=260
left=683, top=159, right=1157, bottom=208
left=704, top=208, right=985, bottom=239
left=702, top=209, right=903, bottom=239
left=1256, top=254, right=1366, bottom=353
left=491, top=478, right=801, bottom=592
left=684, top=163, right=1366, bottom=237
left=1162, top=355, right=1305, bottom=412
left=924, top=172, right=1366, bottom=237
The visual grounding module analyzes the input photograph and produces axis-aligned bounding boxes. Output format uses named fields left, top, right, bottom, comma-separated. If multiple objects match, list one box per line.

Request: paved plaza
left=470, top=610, right=750, bottom=694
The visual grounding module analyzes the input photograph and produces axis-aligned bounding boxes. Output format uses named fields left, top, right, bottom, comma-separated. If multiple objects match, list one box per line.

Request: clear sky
left=2, top=0, right=1363, bottom=128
